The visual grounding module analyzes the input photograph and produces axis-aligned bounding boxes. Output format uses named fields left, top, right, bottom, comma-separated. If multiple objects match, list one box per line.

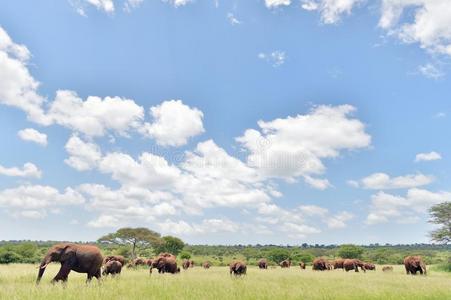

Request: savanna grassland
left=1, top=264, right=451, bottom=300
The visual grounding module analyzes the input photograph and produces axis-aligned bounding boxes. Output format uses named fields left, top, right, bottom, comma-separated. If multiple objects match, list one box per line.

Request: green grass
left=1, top=264, right=451, bottom=299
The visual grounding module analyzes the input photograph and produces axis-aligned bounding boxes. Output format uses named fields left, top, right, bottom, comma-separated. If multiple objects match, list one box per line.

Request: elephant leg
left=94, top=269, right=102, bottom=281
left=86, top=273, right=93, bottom=284
left=52, top=263, right=72, bottom=283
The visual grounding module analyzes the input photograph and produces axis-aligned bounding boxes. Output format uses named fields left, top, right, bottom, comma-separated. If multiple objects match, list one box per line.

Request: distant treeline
left=0, top=241, right=450, bottom=265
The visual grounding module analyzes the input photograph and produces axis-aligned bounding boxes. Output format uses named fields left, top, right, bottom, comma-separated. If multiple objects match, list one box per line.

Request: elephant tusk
left=40, top=263, right=49, bottom=269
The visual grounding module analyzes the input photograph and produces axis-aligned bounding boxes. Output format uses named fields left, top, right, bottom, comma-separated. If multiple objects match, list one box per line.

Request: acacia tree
left=98, top=227, right=162, bottom=258
left=429, top=202, right=451, bottom=243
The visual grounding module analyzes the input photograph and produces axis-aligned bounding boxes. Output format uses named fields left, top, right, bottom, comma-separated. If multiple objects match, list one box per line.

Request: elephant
left=202, top=261, right=211, bottom=269
left=312, top=258, right=328, bottom=271
left=132, top=258, right=147, bottom=266
left=299, top=262, right=306, bottom=269
left=146, top=259, right=153, bottom=267
left=159, top=252, right=176, bottom=258
left=404, top=256, right=427, bottom=275
left=382, top=266, right=393, bottom=272
left=104, top=255, right=126, bottom=266
left=150, top=254, right=179, bottom=274
left=229, top=261, right=247, bottom=276
left=343, top=259, right=366, bottom=273
left=280, top=260, right=291, bottom=268
left=36, top=243, right=103, bottom=284
left=258, top=259, right=268, bottom=269
left=364, top=263, right=376, bottom=271
left=102, top=260, right=122, bottom=276
left=333, top=259, right=345, bottom=270
left=182, top=259, right=194, bottom=270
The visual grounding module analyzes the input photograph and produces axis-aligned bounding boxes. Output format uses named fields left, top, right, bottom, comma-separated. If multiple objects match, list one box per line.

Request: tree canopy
left=154, top=236, right=185, bottom=256
left=429, top=202, right=451, bottom=244
left=337, top=244, right=364, bottom=259
left=179, top=251, right=192, bottom=259
left=98, top=227, right=162, bottom=258
left=267, top=248, right=290, bottom=264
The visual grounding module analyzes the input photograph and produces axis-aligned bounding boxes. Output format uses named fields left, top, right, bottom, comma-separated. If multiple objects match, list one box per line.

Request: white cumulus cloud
left=0, top=27, right=49, bottom=125
left=64, top=135, right=102, bottom=171
left=0, top=185, right=85, bottom=219
left=301, top=0, right=362, bottom=24
left=265, top=0, right=291, bottom=8
left=366, top=188, right=451, bottom=225
left=354, top=172, right=434, bottom=190
left=237, top=105, right=371, bottom=187
left=18, top=128, right=47, bottom=146
left=379, top=0, right=451, bottom=56
left=415, top=151, right=442, bottom=162
left=0, top=162, right=42, bottom=178
left=142, top=100, right=204, bottom=147
left=48, top=90, right=144, bottom=137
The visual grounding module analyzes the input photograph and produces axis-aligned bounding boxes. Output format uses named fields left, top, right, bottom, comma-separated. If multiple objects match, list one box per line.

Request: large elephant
left=36, top=243, right=103, bottom=284
left=404, top=256, right=426, bottom=275
left=258, top=259, right=268, bottom=269
left=102, top=260, right=122, bottom=276
left=333, top=258, right=345, bottom=270
left=280, top=260, right=291, bottom=268
left=229, top=261, right=247, bottom=276
left=343, top=259, right=366, bottom=272
left=104, top=255, right=126, bottom=266
left=150, top=253, right=179, bottom=274
left=312, top=258, right=328, bottom=271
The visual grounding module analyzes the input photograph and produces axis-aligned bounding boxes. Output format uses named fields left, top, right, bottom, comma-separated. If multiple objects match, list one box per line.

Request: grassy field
left=1, top=264, right=451, bottom=300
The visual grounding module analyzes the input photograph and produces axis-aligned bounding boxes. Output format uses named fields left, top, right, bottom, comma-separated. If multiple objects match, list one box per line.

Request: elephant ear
left=61, top=245, right=76, bottom=262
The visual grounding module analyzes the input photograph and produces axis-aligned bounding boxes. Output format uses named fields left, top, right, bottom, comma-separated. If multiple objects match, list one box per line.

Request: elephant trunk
left=36, top=255, right=51, bottom=284
left=421, top=262, right=427, bottom=275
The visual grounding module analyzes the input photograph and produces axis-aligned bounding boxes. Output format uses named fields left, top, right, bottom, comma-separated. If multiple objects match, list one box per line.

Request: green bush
left=267, top=249, right=290, bottom=264
left=0, top=250, right=22, bottom=264
left=180, top=251, right=192, bottom=259
left=434, top=262, right=451, bottom=272
left=337, top=244, right=364, bottom=259
left=291, top=252, right=314, bottom=264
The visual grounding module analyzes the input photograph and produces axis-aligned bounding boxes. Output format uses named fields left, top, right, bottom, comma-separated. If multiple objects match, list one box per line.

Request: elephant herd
left=311, top=258, right=374, bottom=272
left=258, top=256, right=425, bottom=275
left=34, top=243, right=428, bottom=284
left=309, top=257, right=425, bottom=275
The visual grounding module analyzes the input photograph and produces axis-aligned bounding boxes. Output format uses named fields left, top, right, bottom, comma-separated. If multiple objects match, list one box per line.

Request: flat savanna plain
left=1, top=264, right=451, bottom=300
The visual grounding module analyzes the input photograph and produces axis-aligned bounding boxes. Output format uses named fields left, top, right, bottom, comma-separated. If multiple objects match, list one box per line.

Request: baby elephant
left=103, top=260, right=122, bottom=276
left=382, top=266, right=393, bottom=272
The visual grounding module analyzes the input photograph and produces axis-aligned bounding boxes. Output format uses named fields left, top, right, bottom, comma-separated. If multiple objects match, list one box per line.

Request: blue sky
left=0, top=0, right=451, bottom=244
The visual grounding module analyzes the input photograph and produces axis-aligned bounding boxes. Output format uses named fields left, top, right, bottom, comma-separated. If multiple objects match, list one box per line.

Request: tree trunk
left=132, top=241, right=136, bottom=259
